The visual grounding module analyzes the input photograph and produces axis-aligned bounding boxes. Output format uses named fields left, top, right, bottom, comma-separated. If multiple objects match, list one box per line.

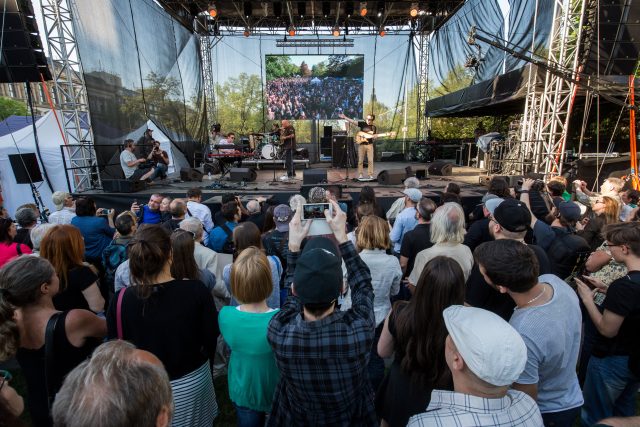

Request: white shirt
left=120, top=150, right=138, bottom=178
left=409, top=242, right=474, bottom=285
left=358, top=249, right=402, bottom=326
left=48, top=207, right=76, bottom=225
left=186, top=200, right=214, bottom=245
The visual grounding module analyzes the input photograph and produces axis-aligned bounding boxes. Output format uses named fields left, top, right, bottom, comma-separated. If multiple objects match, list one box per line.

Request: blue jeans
left=233, top=403, right=266, bottom=427
left=581, top=355, right=640, bottom=426
left=150, top=163, right=168, bottom=180
left=542, top=406, right=580, bottom=427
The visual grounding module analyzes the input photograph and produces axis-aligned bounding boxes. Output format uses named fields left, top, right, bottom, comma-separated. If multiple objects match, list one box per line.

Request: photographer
left=149, top=140, right=169, bottom=180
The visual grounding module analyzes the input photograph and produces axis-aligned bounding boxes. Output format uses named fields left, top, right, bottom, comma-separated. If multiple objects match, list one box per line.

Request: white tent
left=0, top=111, right=73, bottom=217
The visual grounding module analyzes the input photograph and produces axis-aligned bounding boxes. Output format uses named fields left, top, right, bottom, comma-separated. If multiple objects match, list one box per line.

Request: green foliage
left=215, top=73, right=265, bottom=134
left=0, top=96, right=28, bottom=120
left=429, top=64, right=475, bottom=98
left=266, top=55, right=364, bottom=79
left=265, top=56, right=298, bottom=79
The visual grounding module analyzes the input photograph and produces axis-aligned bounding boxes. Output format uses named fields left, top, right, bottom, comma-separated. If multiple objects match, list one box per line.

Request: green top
left=562, top=190, right=571, bottom=202
left=219, top=306, right=280, bottom=412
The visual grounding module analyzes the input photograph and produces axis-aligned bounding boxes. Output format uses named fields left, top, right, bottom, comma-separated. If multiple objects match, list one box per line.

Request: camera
left=516, top=178, right=545, bottom=192
left=302, top=203, right=331, bottom=220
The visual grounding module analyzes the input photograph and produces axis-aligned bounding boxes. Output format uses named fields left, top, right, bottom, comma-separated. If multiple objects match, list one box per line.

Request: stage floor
left=80, top=161, right=490, bottom=214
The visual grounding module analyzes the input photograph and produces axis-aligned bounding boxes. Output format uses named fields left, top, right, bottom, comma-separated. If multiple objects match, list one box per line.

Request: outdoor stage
left=83, top=162, right=490, bottom=217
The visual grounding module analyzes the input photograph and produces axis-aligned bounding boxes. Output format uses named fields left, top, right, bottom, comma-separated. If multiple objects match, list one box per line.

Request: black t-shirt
left=593, top=271, right=640, bottom=357
left=400, top=223, right=432, bottom=278
left=106, top=279, right=219, bottom=380
left=463, top=217, right=493, bottom=252
left=14, top=228, right=34, bottom=250
left=357, top=122, right=377, bottom=145
left=465, top=243, right=552, bottom=321
left=52, top=265, right=99, bottom=312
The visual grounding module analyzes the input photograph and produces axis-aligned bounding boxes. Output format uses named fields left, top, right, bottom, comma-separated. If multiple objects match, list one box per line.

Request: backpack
left=546, top=227, right=591, bottom=281
left=219, top=223, right=235, bottom=255
left=102, top=239, right=129, bottom=293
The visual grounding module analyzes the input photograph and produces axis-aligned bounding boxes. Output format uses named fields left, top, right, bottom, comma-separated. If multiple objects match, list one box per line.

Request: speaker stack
left=0, top=0, right=52, bottom=83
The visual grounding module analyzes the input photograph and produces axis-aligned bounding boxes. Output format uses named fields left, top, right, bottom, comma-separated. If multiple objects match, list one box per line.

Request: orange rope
left=39, top=73, right=68, bottom=146
left=629, top=75, right=639, bottom=190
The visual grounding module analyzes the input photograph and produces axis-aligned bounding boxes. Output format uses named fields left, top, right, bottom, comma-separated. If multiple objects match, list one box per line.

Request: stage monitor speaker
left=230, top=167, right=257, bottom=182
left=102, top=179, right=147, bottom=193
left=332, top=136, right=356, bottom=168
left=415, top=169, right=427, bottom=179
left=8, top=153, right=43, bottom=184
left=377, top=169, right=406, bottom=185
left=303, top=169, right=328, bottom=185
left=427, top=161, right=453, bottom=176
left=0, top=0, right=52, bottom=83
left=180, top=167, right=203, bottom=182
left=323, top=125, right=333, bottom=138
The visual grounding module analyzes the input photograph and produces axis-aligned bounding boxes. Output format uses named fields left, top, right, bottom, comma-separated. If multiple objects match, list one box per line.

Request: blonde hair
left=230, top=247, right=273, bottom=304
left=430, top=202, right=466, bottom=244
left=356, top=215, right=391, bottom=250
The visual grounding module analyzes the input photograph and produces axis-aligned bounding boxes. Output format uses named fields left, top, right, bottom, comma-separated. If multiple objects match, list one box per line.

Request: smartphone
left=302, top=203, right=331, bottom=220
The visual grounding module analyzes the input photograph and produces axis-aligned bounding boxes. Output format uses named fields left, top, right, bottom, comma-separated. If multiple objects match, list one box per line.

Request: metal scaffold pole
left=40, top=0, right=100, bottom=191
left=416, top=31, right=431, bottom=141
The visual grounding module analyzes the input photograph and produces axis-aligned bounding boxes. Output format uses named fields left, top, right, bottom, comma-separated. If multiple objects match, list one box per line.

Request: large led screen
left=266, top=54, right=364, bottom=120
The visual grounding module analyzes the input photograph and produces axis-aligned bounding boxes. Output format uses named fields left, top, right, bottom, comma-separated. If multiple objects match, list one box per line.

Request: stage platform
left=80, top=162, right=490, bottom=217
left=241, top=158, right=310, bottom=169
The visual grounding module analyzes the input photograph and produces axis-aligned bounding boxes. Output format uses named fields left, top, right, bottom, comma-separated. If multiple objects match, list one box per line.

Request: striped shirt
left=408, top=389, right=543, bottom=427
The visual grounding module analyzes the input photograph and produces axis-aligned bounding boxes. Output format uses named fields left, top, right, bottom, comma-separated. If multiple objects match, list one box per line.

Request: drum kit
left=249, top=132, right=283, bottom=160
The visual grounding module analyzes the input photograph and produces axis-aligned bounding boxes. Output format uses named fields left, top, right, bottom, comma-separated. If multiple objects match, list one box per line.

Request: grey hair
left=179, top=217, right=204, bottom=240
left=404, top=177, right=420, bottom=189
left=15, top=208, right=38, bottom=227
left=430, top=202, right=466, bottom=244
left=30, top=223, right=56, bottom=251
left=51, top=191, right=71, bottom=211
left=246, top=200, right=261, bottom=214
left=52, top=340, right=173, bottom=427
left=289, top=194, right=306, bottom=212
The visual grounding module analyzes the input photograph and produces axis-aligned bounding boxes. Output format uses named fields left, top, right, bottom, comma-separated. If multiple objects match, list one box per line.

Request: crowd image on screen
left=267, top=76, right=363, bottom=120
left=4, top=174, right=640, bottom=427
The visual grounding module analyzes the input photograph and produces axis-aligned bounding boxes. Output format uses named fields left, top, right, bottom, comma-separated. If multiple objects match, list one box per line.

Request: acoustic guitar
left=355, top=131, right=396, bottom=145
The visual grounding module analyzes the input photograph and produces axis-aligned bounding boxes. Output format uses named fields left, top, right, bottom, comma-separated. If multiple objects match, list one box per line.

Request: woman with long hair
left=0, top=256, right=105, bottom=427
left=223, top=222, right=281, bottom=309
left=262, top=205, right=276, bottom=234
left=358, top=186, right=386, bottom=220
left=106, top=225, right=219, bottom=426
left=579, top=196, right=621, bottom=250
left=170, top=228, right=216, bottom=292
left=40, top=225, right=104, bottom=313
left=376, top=256, right=465, bottom=427
left=219, top=247, right=280, bottom=426
left=0, top=218, right=32, bottom=268
left=355, top=215, right=402, bottom=391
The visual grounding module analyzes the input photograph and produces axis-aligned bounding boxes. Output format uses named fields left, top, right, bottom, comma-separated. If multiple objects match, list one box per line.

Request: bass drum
left=261, top=143, right=278, bottom=159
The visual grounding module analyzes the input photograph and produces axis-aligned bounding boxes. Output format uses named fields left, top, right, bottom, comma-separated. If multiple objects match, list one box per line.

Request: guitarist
left=340, top=113, right=377, bottom=180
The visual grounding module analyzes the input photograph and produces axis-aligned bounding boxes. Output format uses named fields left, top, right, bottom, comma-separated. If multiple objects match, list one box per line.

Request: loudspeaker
left=8, top=153, right=43, bottom=183
left=323, top=125, right=333, bottom=138
left=332, top=136, right=356, bottom=168
left=377, top=169, right=406, bottom=185
left=427, top=161, right=453, bottom=176
left=415, top=169, right=427, bottom=179
left=180, top=167, right=203, bottom=182
left=102, top=179, right=147, bottom=193
left=303, top=169, right=328, bottom=185
left=0, top=0, right=52, bottom=83
left=230, top=167, right=257, bottom=182
left=574, top=156, right=632, bottom=188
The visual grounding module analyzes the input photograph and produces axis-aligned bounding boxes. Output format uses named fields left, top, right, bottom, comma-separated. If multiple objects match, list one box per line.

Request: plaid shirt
left=407, top=389, right=544, bottom=427
left=267, top=241, right=377, bottom=427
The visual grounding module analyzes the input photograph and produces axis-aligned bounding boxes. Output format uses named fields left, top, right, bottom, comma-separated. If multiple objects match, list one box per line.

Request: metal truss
left=40, top=0, right=100, bottom=191
left=416, top=32, right=430, bottom=141
left=199, top=34, right=217, bottom=129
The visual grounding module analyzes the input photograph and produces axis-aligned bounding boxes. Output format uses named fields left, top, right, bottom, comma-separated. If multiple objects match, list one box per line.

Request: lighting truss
left=276, top=38, right=355, bottom=48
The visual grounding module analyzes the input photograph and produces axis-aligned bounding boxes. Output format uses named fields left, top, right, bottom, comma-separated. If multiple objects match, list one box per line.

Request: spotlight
left=298, top=1, right=306, bottom=17
left=409, top=2, right=419, bottom=18
left=345, top=1, right=355, bottom=17
left=244, top=28, right=251, bottom=37
left=322, top=1, right=330, bottom=17
left=243, top=1, right=252, bottom=17
left=332, top=25, right=341, bottom=37
left=360, top=2, right=368, bottom=17
left=208, top=3, right=217, bottom=18
left=377, top=1, right=385, bottom=17
left=379, top=27, right=386, bottom=36
left=288, top=25, right=296, bottom=36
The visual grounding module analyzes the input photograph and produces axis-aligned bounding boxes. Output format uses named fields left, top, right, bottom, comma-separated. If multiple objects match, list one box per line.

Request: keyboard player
left=217, top=132, right=243, bottom=167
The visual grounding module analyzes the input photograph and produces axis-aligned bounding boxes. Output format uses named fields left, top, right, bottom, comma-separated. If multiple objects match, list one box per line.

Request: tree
left=215, top=73, right=264, bottom=134
left=299, top=61, right=311, bottom=77
left=0, top=96, right=28, bottom=121
left=265, top=56, right=298, bottom=79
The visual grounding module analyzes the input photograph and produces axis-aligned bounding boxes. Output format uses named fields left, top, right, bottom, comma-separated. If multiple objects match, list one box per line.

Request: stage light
left=322, top=1, right=330, bottom=17
left=288, top=25, right=296, bottom=36
left=360, top=2, right=368, bottom=17
left=298, top=2, right=306, bottom=17
left=379, top=27, right=386, bottom=37
left=345, top=1, right=355, bottom=17
left=332, top=25, right=341, bottom=37
left=377, top=1, right=385, bottom=17
left=243, top=1, right=252, bottom=17
left=409, top=3, right=419, bottom=17
left=244, top=28, right=251, bottom=37
left=208, top=3, right=217, bottom=18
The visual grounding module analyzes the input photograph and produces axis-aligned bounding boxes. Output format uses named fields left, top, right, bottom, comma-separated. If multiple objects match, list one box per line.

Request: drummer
left=270, top=123, right=281, bottom=144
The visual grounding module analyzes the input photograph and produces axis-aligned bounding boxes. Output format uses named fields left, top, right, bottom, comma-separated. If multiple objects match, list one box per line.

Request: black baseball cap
left=293, top=237, right=343, bottom=304
left=493, top=198, right=531, bottom=232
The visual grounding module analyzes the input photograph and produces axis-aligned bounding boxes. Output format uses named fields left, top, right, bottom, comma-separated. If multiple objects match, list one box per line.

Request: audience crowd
left=0, top=174, right=640, bottom=427
left=267, top=76, right=363, bottom=120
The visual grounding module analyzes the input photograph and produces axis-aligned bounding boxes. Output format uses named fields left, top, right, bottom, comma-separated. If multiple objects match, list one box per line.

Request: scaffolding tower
left=416, top=32, right=430, bottom=141
left=40, top=0, right=100, bottom=191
